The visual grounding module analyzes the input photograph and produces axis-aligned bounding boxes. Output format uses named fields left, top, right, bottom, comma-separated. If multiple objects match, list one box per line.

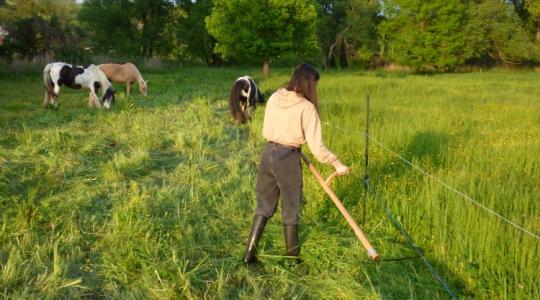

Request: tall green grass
left=0, top=67, right=538, bottom=298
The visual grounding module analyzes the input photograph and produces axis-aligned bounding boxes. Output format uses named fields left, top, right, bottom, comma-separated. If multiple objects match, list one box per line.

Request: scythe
left=300, top=152, right=380, bottom=260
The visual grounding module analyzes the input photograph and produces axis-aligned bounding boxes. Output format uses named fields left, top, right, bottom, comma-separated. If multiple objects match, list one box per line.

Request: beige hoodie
left=263, top=88, right=340, bottom=165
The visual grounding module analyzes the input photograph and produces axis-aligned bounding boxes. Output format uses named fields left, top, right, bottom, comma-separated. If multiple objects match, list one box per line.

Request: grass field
left=0, top=66, right=539, bottom=299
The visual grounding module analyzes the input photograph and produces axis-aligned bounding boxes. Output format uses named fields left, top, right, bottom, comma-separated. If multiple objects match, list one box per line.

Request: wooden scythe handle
left=324, top=172, right=339, bottom=186
left=300, top=152, right=380, bottom=260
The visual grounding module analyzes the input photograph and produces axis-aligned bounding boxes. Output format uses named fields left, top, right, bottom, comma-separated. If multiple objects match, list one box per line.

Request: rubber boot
left=284, top=224, right=301, bottom=260
left=243, top=215, right=268, bottom=264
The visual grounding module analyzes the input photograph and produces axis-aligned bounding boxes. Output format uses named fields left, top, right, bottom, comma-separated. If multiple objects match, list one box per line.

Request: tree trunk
left=262, top=60, right=270, bottom=80
left=537, top=21, right=540, bottom=42
left=321, top=55, right=328, bottom=70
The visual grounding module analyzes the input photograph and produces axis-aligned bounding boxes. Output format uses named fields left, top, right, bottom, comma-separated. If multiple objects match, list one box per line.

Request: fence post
left=362, top=94, right=370, bottom=225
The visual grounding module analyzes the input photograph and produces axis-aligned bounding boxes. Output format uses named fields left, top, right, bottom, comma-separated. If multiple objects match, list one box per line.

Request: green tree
left=0, top=0, right=85, bottom=61
left=176, top=0, right=221, bottom=65
left=206, top=0, right=319, bottom=78
left=0, top=0, right=79, bottom=24
left=79, top=0, right=173, bottom=58
left=464, top=0, right=539, bottom=65
left=316, top=0, right=380, bottom=68
left=4, top=16, right=57, bottom=59
left=379, top=0, right=468, bottom=72
left=316, top=0, right=347, bottom=68
left=525, top=0, right=540, bottom=42
left=78, top=0, right=134, bottom=56
left=132, top=0, right=173, bottom=57
left=329, top=0, right=380, bottom=67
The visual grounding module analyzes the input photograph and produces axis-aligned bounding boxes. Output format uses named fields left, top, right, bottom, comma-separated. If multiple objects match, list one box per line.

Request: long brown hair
left=286, top=63, right=320, bottom=111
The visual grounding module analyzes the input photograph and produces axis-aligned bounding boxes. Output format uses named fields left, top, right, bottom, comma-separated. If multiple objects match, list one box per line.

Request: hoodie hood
left=270, top=88, right=305, bottom=108
left=262, top=88, right=338, bottom=164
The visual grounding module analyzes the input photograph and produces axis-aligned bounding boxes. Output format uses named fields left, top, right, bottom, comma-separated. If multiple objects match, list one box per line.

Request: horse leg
left=88, top=92, right=95, bottom=108
left=92, top=92, right=102, bottom=109
left=126, top=82, right=132, bottom=97
left=43, top=91, right=50, bottom=108
left=51, top=93, right=58, bottom=108
left=88, top=85, right=101, bottom=109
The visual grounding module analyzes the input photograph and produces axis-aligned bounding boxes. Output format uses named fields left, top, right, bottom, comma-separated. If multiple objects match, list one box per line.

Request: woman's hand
left=332, top=161, right=350, bottom=176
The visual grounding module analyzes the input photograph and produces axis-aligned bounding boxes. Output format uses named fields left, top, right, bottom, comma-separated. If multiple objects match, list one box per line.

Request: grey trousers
left=255, top=142, right=302, bottom=225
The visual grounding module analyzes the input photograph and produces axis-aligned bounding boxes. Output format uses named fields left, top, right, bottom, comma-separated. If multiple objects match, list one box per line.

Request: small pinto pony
left=98, top=63, right=147, bottom=96
left=229, top=76, right=264, bottom=124
left=43, top=62, right=116, bottom=110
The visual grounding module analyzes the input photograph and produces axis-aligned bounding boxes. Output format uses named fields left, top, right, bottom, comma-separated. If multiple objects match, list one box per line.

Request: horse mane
left=125, top=62, right=145, bottom=83
left=229, top=78, right=250, bottom=124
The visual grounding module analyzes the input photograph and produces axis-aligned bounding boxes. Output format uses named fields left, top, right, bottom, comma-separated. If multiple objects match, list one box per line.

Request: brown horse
left=98, top=63, right=147, bottom=96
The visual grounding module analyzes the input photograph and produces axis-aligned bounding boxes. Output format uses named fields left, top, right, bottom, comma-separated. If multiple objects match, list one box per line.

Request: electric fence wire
left=367, top=183, right=458, bottom=300
left=322, top=121, right=540, bottom=241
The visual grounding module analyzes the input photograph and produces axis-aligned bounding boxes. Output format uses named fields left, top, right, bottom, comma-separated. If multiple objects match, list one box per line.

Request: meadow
left=0, top=66, right=539, bottom=299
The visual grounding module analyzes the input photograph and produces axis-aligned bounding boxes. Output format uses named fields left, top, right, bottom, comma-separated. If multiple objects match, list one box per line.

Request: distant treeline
left=0, top=0, right=539, bottom=73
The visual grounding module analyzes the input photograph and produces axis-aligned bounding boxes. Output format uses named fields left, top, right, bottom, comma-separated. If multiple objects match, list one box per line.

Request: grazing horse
left=43, top=62, right=116, bottom=110
left=229, top=76, right=264, bottom=124
left=98, top=63, right=148, bottom=96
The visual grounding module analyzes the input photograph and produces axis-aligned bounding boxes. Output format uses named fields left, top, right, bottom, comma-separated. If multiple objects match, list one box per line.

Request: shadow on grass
left=375, top=131, right=451, bottom=179
left=301, top=130, right=471, bottom=298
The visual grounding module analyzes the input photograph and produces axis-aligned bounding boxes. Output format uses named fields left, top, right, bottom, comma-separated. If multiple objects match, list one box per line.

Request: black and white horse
left=229, top=75, right=264, bottom=124
left=43, top=62, right=116, bottom=110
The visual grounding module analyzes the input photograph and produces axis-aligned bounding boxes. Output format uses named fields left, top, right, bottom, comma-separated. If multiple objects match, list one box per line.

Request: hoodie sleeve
left=301, top=103, right=339, bottom=164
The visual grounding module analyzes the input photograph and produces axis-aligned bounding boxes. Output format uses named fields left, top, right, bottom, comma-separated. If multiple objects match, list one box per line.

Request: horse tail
left=229, top=80, right=248, bottom=124
left=43, top=64, right=56, bottom=96
left=257, top=87, right=265, bottom=103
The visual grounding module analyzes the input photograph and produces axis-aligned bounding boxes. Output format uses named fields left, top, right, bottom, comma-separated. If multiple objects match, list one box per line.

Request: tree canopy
left=206, top=0, right=319, bottom=77
left=1, top=0, right=539, bottom=72
left=378, top=0, right=470, bottom=71
left=0, top=0, right=84, bottom=61
left=465, top=0, right=539, bottom=65
left=78, top=0, right=174, bottom=58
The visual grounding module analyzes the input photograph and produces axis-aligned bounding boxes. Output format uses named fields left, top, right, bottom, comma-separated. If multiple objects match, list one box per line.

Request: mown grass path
left=1, top=67, right=539, bottom=298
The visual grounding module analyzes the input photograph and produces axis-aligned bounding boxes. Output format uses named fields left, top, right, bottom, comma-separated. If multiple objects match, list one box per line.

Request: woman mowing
left=243, top=63, right=350, bottom=264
